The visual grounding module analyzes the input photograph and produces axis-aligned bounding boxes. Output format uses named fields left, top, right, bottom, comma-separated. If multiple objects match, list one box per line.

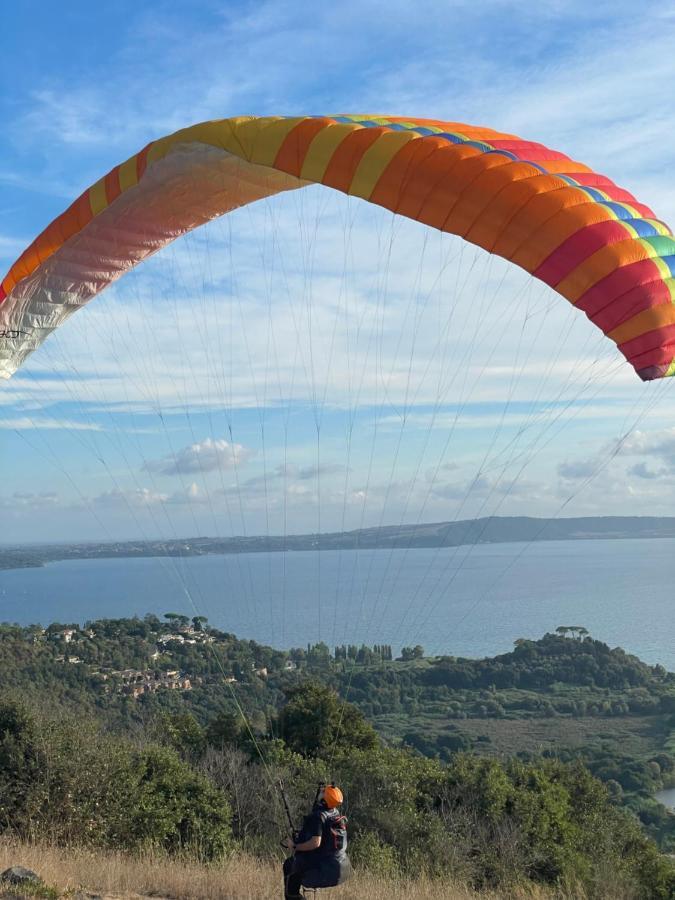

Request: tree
left=567, top=626, right=589, bottom=640
left=276, top=682, right=378, bottom=757
left=159, top=713, right=205, bottom=758
left=400, top=645, right=424, bottom=661
left=164, top=613, right=190, bottom=628
left=307, top=642, right=331, bottom=668
left=0, top=700, right=43, bottom=829
left=205, top=713, right=242, bottom=749
left=126, top=745, right=232, bottom=859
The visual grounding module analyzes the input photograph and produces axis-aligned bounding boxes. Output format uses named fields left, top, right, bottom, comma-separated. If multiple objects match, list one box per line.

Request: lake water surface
left=655, top=788, right=675, bottom=812
left=1, top=537, right=674, bottom=666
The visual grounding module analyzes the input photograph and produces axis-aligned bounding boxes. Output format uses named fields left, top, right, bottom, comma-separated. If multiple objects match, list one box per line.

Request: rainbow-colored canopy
left=2, top=114, right=674, bottom=380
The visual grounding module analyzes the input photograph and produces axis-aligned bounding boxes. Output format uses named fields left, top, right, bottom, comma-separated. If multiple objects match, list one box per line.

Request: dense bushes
left=0, top=699, right=232, bottom=858
left=199, top=683, right=675, bottom=897
left=423, top=633, right=669, bottom=692
left=0, top=682, right=673, bottom=897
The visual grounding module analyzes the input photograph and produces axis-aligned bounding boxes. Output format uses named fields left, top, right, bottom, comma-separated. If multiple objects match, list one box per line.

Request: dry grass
left=0, top=840, right=559, bottom=900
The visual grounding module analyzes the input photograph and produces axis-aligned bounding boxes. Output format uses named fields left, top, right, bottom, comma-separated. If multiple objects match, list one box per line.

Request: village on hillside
left=30, top=614, right=299, bottom=700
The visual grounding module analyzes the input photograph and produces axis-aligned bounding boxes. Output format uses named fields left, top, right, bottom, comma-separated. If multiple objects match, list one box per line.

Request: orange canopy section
left=2, top=114, right=674, bottom=380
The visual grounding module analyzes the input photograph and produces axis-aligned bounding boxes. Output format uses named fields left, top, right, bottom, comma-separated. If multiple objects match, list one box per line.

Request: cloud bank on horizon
left=3, top=0, right=675, bottom=543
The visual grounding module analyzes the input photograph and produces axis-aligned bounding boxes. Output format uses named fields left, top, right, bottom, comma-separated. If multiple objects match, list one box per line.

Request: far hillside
left=5, top=515, right=675, bottom=569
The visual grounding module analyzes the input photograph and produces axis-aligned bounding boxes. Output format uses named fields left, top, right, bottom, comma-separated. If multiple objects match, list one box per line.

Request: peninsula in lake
left=4, top=515, right=675, bottom=571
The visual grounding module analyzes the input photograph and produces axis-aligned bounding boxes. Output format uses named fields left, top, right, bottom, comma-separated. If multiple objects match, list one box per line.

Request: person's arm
left=293, top=834, right=321, bottom=852
left=286, top=810, right=323, bottom=853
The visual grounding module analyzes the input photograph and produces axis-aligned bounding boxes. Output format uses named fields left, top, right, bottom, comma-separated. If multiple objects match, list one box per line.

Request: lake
left=655, top=788, right=675, bottom=812
left=1, top=537, right=674, bottom=666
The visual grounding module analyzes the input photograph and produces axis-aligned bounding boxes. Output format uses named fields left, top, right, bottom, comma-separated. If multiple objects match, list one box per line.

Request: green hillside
left=0, top=615, right=673, bottom=897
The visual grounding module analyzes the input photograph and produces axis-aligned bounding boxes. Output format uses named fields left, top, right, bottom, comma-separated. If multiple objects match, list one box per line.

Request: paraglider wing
left=2, top=114, right=674, bottom=381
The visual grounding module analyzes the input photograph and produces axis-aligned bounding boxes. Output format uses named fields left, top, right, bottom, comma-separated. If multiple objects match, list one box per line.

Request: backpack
left=320, top=808, right=348, bottom=856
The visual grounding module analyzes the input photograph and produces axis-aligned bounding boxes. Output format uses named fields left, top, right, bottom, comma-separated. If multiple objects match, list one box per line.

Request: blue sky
left=3, top=0, right=675, bottom=543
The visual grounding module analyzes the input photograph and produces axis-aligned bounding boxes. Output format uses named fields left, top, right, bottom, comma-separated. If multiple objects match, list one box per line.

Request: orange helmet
left=323, top=784, right=343, bottom=809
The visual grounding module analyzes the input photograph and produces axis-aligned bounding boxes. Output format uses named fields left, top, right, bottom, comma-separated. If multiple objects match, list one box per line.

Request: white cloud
left=0, top=234, right=29, bottom=261
left=628, top=462, right=665, bottom=481
left=93, top=487, right=168, bottom=508
left=557, top=459, right=601, bottom=481
left=143, top=437, right=254, bottom=476
left=0, top=491, right=60, bottom=510
left=21, top=89, right=110, bottom=148
left=166, top=482, right=207, bottom=505
left=620, top=428, right=675, bottom=464
left=0, top=416, right=103, bottom=431
left=282, top=463, right=346, bottom=481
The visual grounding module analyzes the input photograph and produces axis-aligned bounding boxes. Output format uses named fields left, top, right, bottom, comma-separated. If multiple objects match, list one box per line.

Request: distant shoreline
left=3, top=514, right=675, bottom=572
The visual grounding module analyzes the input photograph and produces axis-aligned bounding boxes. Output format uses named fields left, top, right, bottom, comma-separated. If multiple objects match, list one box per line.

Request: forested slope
left=0, top=615, right=673, bottom=897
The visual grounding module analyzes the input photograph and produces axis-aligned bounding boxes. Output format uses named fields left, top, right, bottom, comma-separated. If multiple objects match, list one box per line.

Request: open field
left=0, top=841, right=631, bottom=900
left=374, top=711, right=665, bottom=758
left=448, top=714, right=662, bottom=756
